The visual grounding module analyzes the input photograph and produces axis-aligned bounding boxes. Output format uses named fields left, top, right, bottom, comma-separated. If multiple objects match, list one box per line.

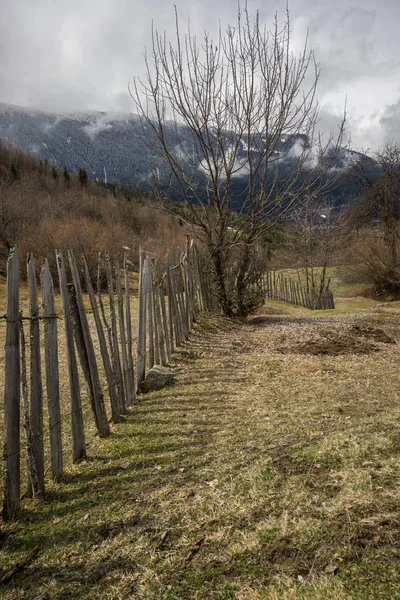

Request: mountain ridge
left=0, top=102, right=373, bottom=205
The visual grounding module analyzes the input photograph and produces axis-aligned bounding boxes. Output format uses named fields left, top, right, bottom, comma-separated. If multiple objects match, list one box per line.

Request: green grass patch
left=1, top=281, right=400, bottom=598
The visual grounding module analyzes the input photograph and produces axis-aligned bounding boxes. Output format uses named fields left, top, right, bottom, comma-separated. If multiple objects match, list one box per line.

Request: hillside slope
left=0, top=138, right=187, bottom=275
left=0, top=102, right=373, bottom=207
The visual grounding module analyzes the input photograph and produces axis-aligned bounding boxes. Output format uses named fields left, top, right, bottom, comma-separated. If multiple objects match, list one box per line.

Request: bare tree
left=278, top=196, right=344, bottom=303
left=132, top=5, right=346, bottom=316
left=347, top=142, right=400, bottom=297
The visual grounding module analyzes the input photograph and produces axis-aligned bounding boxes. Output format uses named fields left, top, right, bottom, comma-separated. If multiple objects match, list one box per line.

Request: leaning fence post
left=193, top=244, right=205, bottom=314
left=171, top=265, right=183, bottom=344
left=41, top=259, right=63, bottom=481
left=83, top=257, right=121, bottom=423
left=154, top=262, right=168, bottom=365
left=69, top=251, right=110, bottom=437
left=166, top=253, right=177, bottom=351
left=27, top=253, right=45, bottom=497
left=147, top=259, right=155, bottom=369
left=105, top=252, right=126, bottom=414
left=56, top=250, right=86, bottom=462
left=137, top=249, right=147, bottom=391
left=20, top=317, right=40, bottom=499
left=156, top=261, right=172, bottom=362
left=176, top=267, right=189, bottom=341
left=2, top=246, right=21, bottom=520
left=124, top=253, right=136, bottom=405
left=115, top=260, right=134, bottom=406
left=151, top=260, right=161, bottom=366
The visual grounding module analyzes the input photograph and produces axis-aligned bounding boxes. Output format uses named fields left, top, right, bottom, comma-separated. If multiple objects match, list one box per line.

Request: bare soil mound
left=278, top=325, right=395, bottom=356
left=350, top=324, right=396, bottom=344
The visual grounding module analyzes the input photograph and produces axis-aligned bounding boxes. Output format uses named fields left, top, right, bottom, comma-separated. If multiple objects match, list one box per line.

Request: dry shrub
left=17, top=217, right=139, bottom=286
left=0, top=139, right=191, bottom=278
left=342, top=228, right=400, bottom=299
left=119, top=200, right=188, bottom=259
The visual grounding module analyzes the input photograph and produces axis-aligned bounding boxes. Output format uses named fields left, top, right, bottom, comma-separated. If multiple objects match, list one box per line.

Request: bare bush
left=347, top=142, right=400, bottom=298
left=17, top=218, right=139, bottom=285
left=0, top=139, right=188, bottom=277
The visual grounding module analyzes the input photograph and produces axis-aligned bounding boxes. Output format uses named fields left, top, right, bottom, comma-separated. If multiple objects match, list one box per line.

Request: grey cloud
left=0, top=0, right=400, bottom=149
left=380, top=98, right=400, bottom=143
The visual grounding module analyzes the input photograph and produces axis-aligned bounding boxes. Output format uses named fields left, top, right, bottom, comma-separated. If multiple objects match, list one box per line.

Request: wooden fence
left=1, top=238, right=212, bottom=520
left=264, top=269, right=335, bottom=310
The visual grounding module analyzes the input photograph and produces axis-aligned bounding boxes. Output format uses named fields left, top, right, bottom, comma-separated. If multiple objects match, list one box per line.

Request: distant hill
left=0, top=102, right=375, bottom=206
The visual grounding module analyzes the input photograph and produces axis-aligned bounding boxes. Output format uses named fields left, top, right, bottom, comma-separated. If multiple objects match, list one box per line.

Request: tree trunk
left=210, top=246, right=233, bottom=317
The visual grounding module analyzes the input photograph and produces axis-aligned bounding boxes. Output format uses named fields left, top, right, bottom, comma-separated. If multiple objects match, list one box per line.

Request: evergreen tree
left=63, top=165, right=70, bottom=187
left=9, top=163, right=19, bottom=181
left=78, top=167, right=88, bottom=187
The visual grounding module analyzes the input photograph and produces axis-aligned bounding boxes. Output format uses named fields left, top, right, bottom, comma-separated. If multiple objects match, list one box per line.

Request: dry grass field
left=1, top=282, right=400, bottom=598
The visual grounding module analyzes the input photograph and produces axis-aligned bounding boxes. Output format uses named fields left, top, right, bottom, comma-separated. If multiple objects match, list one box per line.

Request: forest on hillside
left=1, top=134, right=400, bottom=304
left=0, top=140, right=188, bottom=282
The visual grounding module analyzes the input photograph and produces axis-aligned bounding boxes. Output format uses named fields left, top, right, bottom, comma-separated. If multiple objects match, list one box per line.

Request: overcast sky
left=1, top=0, right=399, bottom=151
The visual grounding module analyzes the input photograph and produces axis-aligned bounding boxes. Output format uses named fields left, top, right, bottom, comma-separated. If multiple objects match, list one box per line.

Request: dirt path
left=2, top=311, right=400, bottom=599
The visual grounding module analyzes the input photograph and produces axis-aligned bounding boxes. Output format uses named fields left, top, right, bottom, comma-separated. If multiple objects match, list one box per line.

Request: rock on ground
left=141, top=365, right=176, bottom=393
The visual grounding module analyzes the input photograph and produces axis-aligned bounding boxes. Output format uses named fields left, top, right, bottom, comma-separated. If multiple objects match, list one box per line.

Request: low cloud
left=380, top=97, right=400, bottom=144
left=0, top=0, right=399, bottom=150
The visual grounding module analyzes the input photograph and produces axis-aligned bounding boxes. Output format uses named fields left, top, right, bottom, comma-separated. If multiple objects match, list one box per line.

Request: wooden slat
left=20, top=318, right=39, bottom=498
left=156, top=262, right=170, bottom=363
left=27, top=253, right=45, bottom=497
left=41, top=259, right=63, bottom=481
left=137, top=250, right=147, bottom=391
left=176, top=268, right=188, bottom=341
left=2, top=246, right=21, bottom=520
left=56, top=250, right=86, bottom=462
left=105, top=252, right=126, bottom=413
left=124, top=253, right=136, bottom=404
left=166, top=253, right=176, bottom=352
left=69, top=251, right=109, bottom=437
left=83, top=257, right=121, bottom=423
left=115, top=260, right=134, bottom=406
left=152, top=271, right=160, bottom=366
left=147, top=259, right=155, bottom=369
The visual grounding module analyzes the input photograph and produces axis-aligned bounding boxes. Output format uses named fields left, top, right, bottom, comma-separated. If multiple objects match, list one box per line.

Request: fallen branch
left=0, top=548, right=39, bottom=584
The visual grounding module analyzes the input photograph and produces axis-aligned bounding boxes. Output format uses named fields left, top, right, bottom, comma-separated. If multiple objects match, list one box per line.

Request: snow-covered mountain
left=0, top=102, right=371, bottom=203
left=0, top=102, right=155, bottom=188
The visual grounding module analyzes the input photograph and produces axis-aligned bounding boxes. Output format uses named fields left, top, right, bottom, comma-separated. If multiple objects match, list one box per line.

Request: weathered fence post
left=192, top=244, right=205, bottom=314
left=179, top=263, right=190, bottom=338
left=151, top=260, right=160, bottom=366
left=156, top=261, right=172, bottom=362
left=153, top=260, right=167, bottom=366
left=115, top=260, right=134, bottom=406
left=166, top=253, right=178, bottom=350
left=176, top=267, right=189, bottom=341
left=105, top=252, right=126, bottom=413
left=27, top=253, right=45, bottom=497
left=56, top=250, right=86, bottom=462
left=137, top=249, right=147, bottom=391
left=69, top=251, right=110, bottom=437
left=3, top=246, right=21, bottom=520
left=20, top=317, right=40, bottom=498
left=147, top=258, right=155, bottom=369
left=83, top=257, right=121, bottom=423
left=41, top=259, right=63, bottom=481
left=124, top=253, right=136, bottom=405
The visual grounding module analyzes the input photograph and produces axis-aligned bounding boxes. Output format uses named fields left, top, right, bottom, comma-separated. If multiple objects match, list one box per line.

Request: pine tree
left=9, top=163, right=19, bottom=181
left=78, top=167, right=88, bottom=187
left=63, top=165, right=70, bottom=187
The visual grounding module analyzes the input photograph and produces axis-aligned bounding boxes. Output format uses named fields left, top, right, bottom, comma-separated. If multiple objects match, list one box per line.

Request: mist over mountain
left=0, top=102, right=373, bottom=206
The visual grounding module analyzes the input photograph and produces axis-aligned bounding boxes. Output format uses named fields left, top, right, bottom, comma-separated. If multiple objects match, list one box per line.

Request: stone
left=141, top=365, right=176, bottom=393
